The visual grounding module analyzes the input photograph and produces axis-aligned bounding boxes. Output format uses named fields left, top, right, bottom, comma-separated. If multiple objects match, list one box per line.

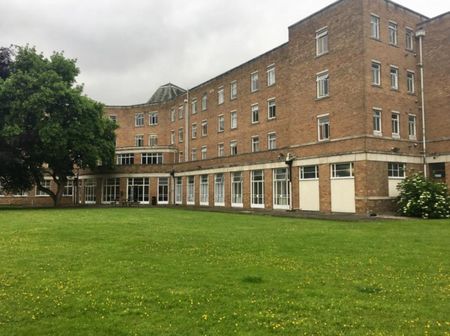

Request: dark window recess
left=430, top=163, right=446, bottom=179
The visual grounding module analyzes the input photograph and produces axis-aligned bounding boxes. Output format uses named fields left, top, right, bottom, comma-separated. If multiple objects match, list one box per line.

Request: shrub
left=396, top=173, right=450, bottom=219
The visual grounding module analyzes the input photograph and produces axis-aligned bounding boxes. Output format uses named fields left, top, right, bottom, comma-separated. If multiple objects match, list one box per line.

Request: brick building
left=2, top=0, right=449, bottom=214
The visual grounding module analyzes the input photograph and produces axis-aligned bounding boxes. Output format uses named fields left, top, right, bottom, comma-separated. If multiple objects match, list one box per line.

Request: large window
left=407, top=71, right=415, bottom=94
left=230, top=81, right=237, bottom=100
left=214, top=173, right=225, bottom=206
left=373, top=108, right=382, bottom=135
left=251, top=104, right=259, bottom=123
left=408, top=115, right=417, bottom=140
left=371, top=61, right=381, bottom=86
left=370, top=14, right=380, bottom=39
left=36, top=180, right=51, bottom=196
left=230, top=111, right=237, bottom=129
left=273, top=168, right=290, bottom=209
left=200, top=175, right=209, bottom=205
left=102, top=178, right=119, bottom=203
left=149, top=112, right=158, bottom=125
left=388, top=163, right=405, bottom=178
left=251, top=72, right=259, bottom=92
left=217, top=87, right=224, bottom=105
left=141, top=153, right=163, bottom=165
left=388, top=21, right=398, bottom=45
left=300, top=165, right=319, bottom=180
left=231, top=172, right=243, bottom=207
left=187, top=176, right=195, bottom=205
left=251, top=136, right=260, bottom=153
left=135, top=113, right=144, bottom=127
left=391, top=112, right=400, bottom=137
left=84, top=179, right=96, bottom=204
left=158, top=177, right=169, bottom=204
left=117, top=153, right=134, bottom=165
left=318, top=115, right=330, bottom=141
left=331, top=163, right=354, bottom=178
left=127, top=177, right=149, bottom=203
left=175, top=177, right=182, bottom=204
left=390, top=66, right=399, bottom=90
left=316, top=71, right=329, bottom=98
left=251, top=170, right=264, bottom=208
left=267, top=66, right=276, bottom=86
left=316, top=27, right=328, bottom=56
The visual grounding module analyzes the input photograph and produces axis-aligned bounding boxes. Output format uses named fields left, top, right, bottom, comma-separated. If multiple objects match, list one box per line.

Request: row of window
left=372, top=108, right=417, bottom=139
left=371, top=61, right=415, bottom=93
left=134, top=134, right=158, bottom=147
left=370, top=14, right=415, bottom=50
left=134, top=111, right=158, bottom=127
left=116, top=153, right=163, bottom=165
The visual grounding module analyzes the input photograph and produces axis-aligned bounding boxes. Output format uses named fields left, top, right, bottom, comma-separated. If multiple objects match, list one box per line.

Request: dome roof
left=148, top=83, right=186, bottom=104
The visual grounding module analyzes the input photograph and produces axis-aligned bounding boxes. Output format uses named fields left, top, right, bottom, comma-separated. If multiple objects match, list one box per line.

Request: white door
left=331, top=179, right=355, bottom=213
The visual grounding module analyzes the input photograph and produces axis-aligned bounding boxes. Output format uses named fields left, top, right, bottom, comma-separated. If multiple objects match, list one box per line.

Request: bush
left=396, top=173, right=450, bottom=219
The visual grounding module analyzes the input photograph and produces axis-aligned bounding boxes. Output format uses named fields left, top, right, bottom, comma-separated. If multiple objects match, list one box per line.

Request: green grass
left=0, top=208, right=449, bottom=335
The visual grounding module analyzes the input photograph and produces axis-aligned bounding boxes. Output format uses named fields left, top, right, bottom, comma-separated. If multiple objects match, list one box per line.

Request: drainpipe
left=285, top=153, right=295, bottom=211
left=416, top=29, right=427, bottom=177
left=184, top=90, right=189, bottom=162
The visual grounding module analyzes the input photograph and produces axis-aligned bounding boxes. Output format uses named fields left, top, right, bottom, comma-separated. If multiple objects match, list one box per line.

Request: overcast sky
left=2, top=0, right=448, bottom=105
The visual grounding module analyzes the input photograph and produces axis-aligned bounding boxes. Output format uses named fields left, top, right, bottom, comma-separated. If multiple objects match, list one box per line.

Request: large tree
left=0, top=46, right=116, bottom=206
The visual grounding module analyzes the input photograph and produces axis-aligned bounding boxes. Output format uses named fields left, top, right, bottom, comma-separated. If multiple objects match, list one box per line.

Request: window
left=201, top=93, right=207, bottom=111
left=201, top=146, right=207, bottom=160
left=191, top=148, right=197, bottom=161
left=201, top=120, right=208, bottom=136
left=268, top=99, right=276, bottom=119
left=135, top=135, right=144, bottom=147
left=170, top=130, right=175, bottom=145
left=268, top=132, right=277, bottom=150
left=178, top=152, right=184, bottom=163
left=214, top=173, right=225, bottom=206
left=388, top=162, right=405, bottom=178
left=251, top=170, right=264, bottom=208
left=178, top=128, right=184, bottom=143
left=178, top=105, right=184, bottom=119
left=316, top=71, right=329, bottom=98
left=102, top=178, right=119, bottom=203
left=273, top=168, right=290, bottom=209
left=267, top=66, right=276, bottom=86
left=332, top=163, right=354, bottom=178
left=192, top=99, right=198, bottom=114
left=231, top=172, right=243, bottom=207
left=149, top=134, right=158, bottom=147
left=135, top=113, right=144, bottom=127
left=127, top=177, right=149, bottom=203
left=390, top=66, right=399, bottom=90
left=318, top=115, right=330, bottom=141
left=170, top=108, right=176, bottom=122
left=192, top=123, right=197, bottom=139
left=200, top=175, right=209, bottom=205
left=109, top=115, right=117, bottom=123
left=388, top=21, right=398, bottom=45
left=371, top=61, right=381, bottom=86
left=217, top=143, right=224, bottom=157
left=391, top=112, right=400, bottom=137
left=373, top=108, right=382, bottom=135
left=230, top=141, right=238, bottom=156
left=406, top=28, right=414, bottom=51
left=407, top=71, right=415, bottom=94
left=84, top=179, right=96, bottom=204
left=316, top=27, right=328, bottom=56
left=230, top=111, right=237, bottom=129
left=141, top=153, right=163, bottom=165
left=230, top=81, right=237, bottom=100
left=300, top=165, right=319, bottom=179
left=218, top=115, right=225, bottom=132
left=251, top=72, right=259, bottom=92
left=37, top=180, right=51, bottom=196
left=251, top=136, right=260, bottom=152
left=175, top=177, right=182, bottom=204
left=217, top=87, right=224, bottom=105
left=187, top=176, right=195, bottom=204
left=430, top=163, right=446, bottom=179
left=63, top=180, right=74, bottom=197
left=158, top=177, right=169, bottom=204
left=117, top=153, right=134, bottom=165
left=149, top=112, right=158, bottom=125
left=251, top=104, right=259, bottom=123
left=370, top=14, right=380, bottom=39
left=408, top=115, right=417, bottom=140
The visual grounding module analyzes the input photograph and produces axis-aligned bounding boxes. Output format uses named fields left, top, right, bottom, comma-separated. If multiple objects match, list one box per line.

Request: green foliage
left=0, top=46, right=116, bottom=204
left=0, top=208, right=448, bottom=335
left=396, top=173, right=450, bottom=219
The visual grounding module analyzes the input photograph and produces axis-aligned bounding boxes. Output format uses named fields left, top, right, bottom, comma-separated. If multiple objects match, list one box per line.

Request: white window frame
left=390, top=66, right=399, bottom=90
left=267, top=98, right=276, bottom=120
left=230, top=81, right=237, bottom=100
left=84, top=179, right=97, bottom=204
left=102, top=178, right=120, bottom=204
left=187, top=176, right=195, bottom=205
left=201, top=93, right=207, bottom=111
left=116, top=153, right=134, bottom=165
left=149, top=111, right=158, bottom=125
left=127, top=177, right=149, bottom=204
left=251, top=71, right=259, bottom=92
left=231, top=172, right=243, bottom=208
left=388, top=21, right=398, bottom=46
left=36, top=179, right=51, bottom=197
left=178, top=105, right=184, bottom=120
left=406, top=28, right=414, bottom=51
left=268, top=132, right=277, bottom=150
left=218, top=115, right=225, bottom=132
left=63, top=180, right=74, bottom=197
left=141, top=152, right=163, bottom=165
left=217, top=87, right=224, bottom=105
left=175, top=176, right=182, bottom=205
left=178, top=127, right=184, bottom=143
left=373, top=108, right=382, bottom=136
left=251, top=135, right=260, bottom=153
left=192, top=123, right=197, bottom=139
left=317, top=114, right=330, bottom=141
left=300, top=165, right=319, bottom=180
left=135, top=135, right=144, bottom=147
left=267, top=65, right=276, bottom=86
left=201, top=146, right=207, bottom=160
left=251, top=104, right=259, bottom=124
left=316, top=26, right=329, bottom=56
left=201, top=120, right=208, bottom=136
left=407, top=71, right=415, bottom=94
left=191, top=148, right=197, bottom=161
left=388, top=162, right=406, bottom=178
left=148, top=134, right=158, bottom=147
left=408, top=114, right=417, bottom=140
left=316, top=70, right=329, bottom=98
left=331, top=163, right=354, bottom=179
left=217, top=143, right=224, bottom=157
left=273, top=168, right=290, bottom=210
left=251, top=170, right=264, bottom=208
left=371, top=61, right=381, bottom=86
left=135, top=113, right=144, bottom=127
left=230, top=140, right=238, bottom=156
left=391, top=112, right=400, bottom=138
left=214, top=173, right=225, bottom=206
left=370, top=14, right=380, bottom=40
left=191, top=99, right=198, bottom=115
left=157, top=177, right=169, bottom=205
left=200, top=175, right=209, bottom=206
left=170, top=108, right=176, bottom=122
left=230, top=111, right=237, bottom=129
left=170, top=130, right=175, bottom=145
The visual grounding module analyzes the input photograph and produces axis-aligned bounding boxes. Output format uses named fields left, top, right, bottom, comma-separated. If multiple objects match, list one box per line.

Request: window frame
left=316, top=70, right=329, bottom=98
left=251, top=71, right=259, bottom=92
left=135, top=112, right=144, bottom=127
left=267, top=132, right=277, bottom=150
left=315, top=26, right=329, bottom=56
left=230, top=111, right=238, bottom=129
left=390, top=66, right=399, bottom=90
left=149, top=111, right=158, bottom=125
left=331, top=162, right=354, bottom=179
left=251, top=135, right=260, bottom=153
left=317, top=114, right=330, bottom=141
left=371, top=61, right=381, bottom=86
left=370, top=14, right=380, bottom=40
left=388, top=21, right=398, bottom=46
left=251, top=103, right=259, bottom=124
left=391, top=112, right=400, bottom=138
left=373, top=108, right=382, bottom=136
left=267, top=65, right=276, bottom=86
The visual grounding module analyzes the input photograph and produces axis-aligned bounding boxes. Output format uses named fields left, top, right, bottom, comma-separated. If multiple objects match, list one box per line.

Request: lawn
left=0, top=208, right=448, bottom=335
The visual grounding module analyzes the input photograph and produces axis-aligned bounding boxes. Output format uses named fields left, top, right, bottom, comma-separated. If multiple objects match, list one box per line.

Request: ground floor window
left=158, top=177, right=169, bottom=204
left=388, top=162, right=405, bottom=178
left=175, top=177, right=182, bottom=204
left=127, top=177, right=149, bottom=203
left=214, top=173, right=225, bottom=206
left=187, top=176, right=195, bottom=204
left=36, top=180, right=51, bottom=196
left=200, top=175, right=209, bottom=205
left=251, top=170, right=264, bottom=208
left=231, top=172, right=243, bottom=207
left=102, top=178, right=120, bottom=203
left=300, top=165, right=319, bottom=180
left=273, top=168, right=290, bottom=209
left=430, top=162, right=446, bottom=179
left=84, top=179, right=96, bottom=204
left=63, top=180, right=74, bottom=197
left=331, top=163, right=354, bottom=178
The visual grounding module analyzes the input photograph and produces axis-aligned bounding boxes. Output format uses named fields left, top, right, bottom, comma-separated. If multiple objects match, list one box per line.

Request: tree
left=0, top=46, right=116, bottom=206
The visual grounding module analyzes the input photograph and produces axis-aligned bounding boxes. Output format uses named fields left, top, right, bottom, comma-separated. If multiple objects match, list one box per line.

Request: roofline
left=417, top=11, right=450, bottom=25
left=288, top=0, right=428, bottom=30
